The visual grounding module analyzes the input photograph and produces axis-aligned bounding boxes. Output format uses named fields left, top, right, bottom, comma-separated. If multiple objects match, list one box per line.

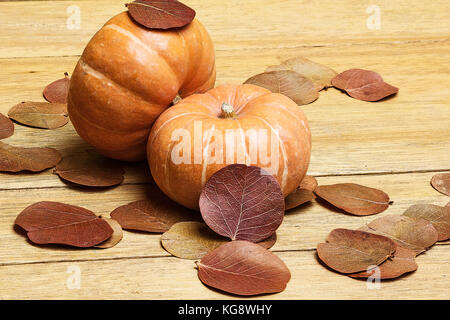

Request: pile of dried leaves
left=317, top=202, right=449, bottom=279
left=0, top=72, right=126, bottom=185
left=244, top=57, right=399, bottom=104
left=1, top=0, right=449, bottom=297
left=114, top=164, right=289, bottom=296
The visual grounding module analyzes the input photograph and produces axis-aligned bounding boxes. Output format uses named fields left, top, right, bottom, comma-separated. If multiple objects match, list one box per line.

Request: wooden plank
left=0, top=0, right=448, bottom=301
left=1, top=171, right=448, bottom=265
left=0, top=246, right=448, bottom=299
left=0, top=0, right=449, bottom=58
left=0, top=41, right=449, bottom=190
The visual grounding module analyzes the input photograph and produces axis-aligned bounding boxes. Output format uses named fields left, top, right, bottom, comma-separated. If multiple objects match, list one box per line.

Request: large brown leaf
left=161, top=221, right=277, bottom=259
left=317, top=228, right=396, bottom=274
left=285, top=175, right=317, bottom=210
left=54, top=152, right=125, bottom=187
left=331, top=69, right=398, bottom=101
left=431, top=173, right=450, bottom=197
left=362, top=214, right=438, bottom=254
left=349, top=245, right=418, bottom=279
left=126, top=0, right=195, bottom=30
left=315, top=183, right=390, bottom=215
left=197, top=240, right=290, bottom=296
left=0, top=141, right=61, bottom=172
left=199, top=164, right=285, bottom=242
left=43, top=73, right=70, bottom=104
left=15, top=201, right=113, bottom=247
left=266, top=57, right=338, bottom=91
left=110, top=188, right=197, bottom=233
left=403, top=204, right=450, bottom=241
left=8, top=101, right=68, bottom=129
left=0, top=113, right=14, bottom=139
left=244, top=70, right=319, bottom=105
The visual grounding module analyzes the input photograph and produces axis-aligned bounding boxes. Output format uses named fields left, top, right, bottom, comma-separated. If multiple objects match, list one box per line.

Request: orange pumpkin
left=148, top=84, right=312, bottom=210
left=68, top=12, right=216, bottom=161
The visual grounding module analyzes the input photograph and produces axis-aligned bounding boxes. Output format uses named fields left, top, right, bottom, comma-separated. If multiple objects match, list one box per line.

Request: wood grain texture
left=0, top=0, right=449, bottom=299
left=0, top=0, right=449, bottom=58
left=0, top=41, right=449, bottom=189
left=1, top=172, right=448, bottom=265
left=0, top=247, right=448, bottom=299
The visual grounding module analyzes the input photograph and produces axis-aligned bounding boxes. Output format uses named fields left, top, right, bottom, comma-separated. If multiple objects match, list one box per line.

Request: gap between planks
left=0, top=37, right=449, bottom=61
left=0, top=249, right=316, bottom=268
left=2, top=168, right=450, bottom=192
left=1, top=243, right=448, bottom=268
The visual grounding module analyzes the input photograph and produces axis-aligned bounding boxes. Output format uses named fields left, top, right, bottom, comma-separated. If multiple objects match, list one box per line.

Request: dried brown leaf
left=8, top=101, right=68, bottom=129
left=161, top=221, right=277, bottom=260
left=95, top=218, right=123, bottom=249
left=54, top=152, right=124, bottom=187
left=110, top=188, right=197, bottom=233
left=403, top=204, right=450, bottom=241
left=197, top=240, right=290, bottom=296
left=162, top=221, right=231, bottom=259
left=362, top=214, right=439, bottom=254
left=126, top=0, right=195, bottom=30
left=299, top=175, right=318, bottom=191
left=0, top=113, right=14, bottom=139
left=15, top=201, right=113, bottom=247
left=244, top=70, right=319, bottom=105
left=43, top=73, right=70, bottom=104
left=315, top=183, right=390, bottom=215
left=285, top=175, right=318, bottom=210
left=199, top=164, right=285, bottom=242
left=0, top=141, right=61, bottom=172
left=285, top=189, right=314, bottom=210
left=255, top=233, right=277, bottom=250
left=349, top=245, right=418, bottom=279
left=431, top=173, right=450, bottom=197
left=331, top=69, right=398, bottom=101
left=317, top=228, right=396, bottom=274
left=266, top=57, right=338, bottom=91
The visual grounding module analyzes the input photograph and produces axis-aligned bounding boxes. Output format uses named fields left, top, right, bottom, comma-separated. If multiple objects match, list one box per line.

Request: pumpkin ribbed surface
left=68, top=12, right=216, bottom=161
left=148, top=84, right=311, bottom=210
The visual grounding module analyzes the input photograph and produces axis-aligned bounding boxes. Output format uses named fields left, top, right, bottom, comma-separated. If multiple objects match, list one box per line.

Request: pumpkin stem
left=171, top=93, right=182, bottom=106
left=221, top=103, right=236, bottom=119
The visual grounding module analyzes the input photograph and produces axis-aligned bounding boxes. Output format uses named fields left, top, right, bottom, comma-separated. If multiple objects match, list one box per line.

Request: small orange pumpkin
left=68, top=12, right=216, bottom=161
left=148, top=84, right=312, bottom=210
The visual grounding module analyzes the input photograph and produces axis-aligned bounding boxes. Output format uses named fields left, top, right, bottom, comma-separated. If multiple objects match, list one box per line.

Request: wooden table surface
left=0, top=0, right=449, bottom=299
